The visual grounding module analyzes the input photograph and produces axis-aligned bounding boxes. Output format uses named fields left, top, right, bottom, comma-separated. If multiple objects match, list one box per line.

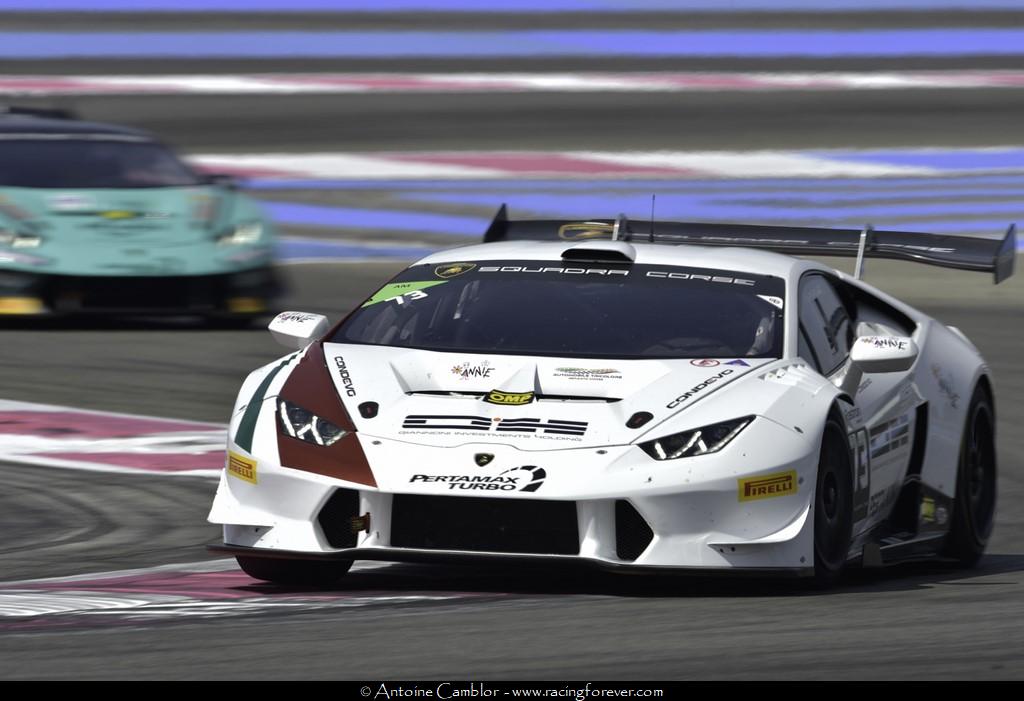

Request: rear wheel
left=236, top=555, right=352, bottom=586
left=813, top=418, right=854, bottom=586
left=943, top=386, right=997, bottom=567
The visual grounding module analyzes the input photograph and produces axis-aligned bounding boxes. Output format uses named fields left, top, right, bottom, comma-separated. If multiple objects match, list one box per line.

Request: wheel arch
left=975, top=372, right=995, bottom=421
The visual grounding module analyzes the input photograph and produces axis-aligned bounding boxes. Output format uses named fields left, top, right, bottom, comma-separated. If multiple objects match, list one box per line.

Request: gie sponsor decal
left=227, top=451, right=258, bottom=484
left=410, top=465, right=546, bottom=492
left=484, top=389, right=534, bottom=406
left=738, top=470, right=797, bottom=501
left=333, top=356, right=357, bottom=397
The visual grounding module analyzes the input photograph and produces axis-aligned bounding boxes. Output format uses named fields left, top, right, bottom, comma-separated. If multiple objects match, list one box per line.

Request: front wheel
left=236, top=555, right=353, bottom=585
left=943, top=386, right=997, bottom=567
left=813, top=418, right=854, bottom=586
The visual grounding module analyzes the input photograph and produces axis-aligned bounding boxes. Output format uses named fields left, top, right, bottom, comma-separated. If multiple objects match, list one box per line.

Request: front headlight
left=0, top=229, right=41, bottom=248
left=277, top=399, right=347, bottom=447
left=639, top=416, right=753, bottom=461
left=218, top=221, right=262, bottom=246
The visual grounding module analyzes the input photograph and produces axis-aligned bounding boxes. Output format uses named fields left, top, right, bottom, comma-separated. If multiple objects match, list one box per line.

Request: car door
left=797, top=272, right=921, bottom=536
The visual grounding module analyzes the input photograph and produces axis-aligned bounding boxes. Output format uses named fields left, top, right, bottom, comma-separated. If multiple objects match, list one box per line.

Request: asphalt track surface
left=3, top=10, right=1024, bottom=683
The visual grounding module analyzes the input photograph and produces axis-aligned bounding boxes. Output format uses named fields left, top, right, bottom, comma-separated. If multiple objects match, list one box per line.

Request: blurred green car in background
left=0, top=107, right=280, bottom=319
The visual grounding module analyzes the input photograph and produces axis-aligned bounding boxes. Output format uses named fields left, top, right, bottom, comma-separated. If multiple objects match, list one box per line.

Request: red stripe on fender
left=277, top=342, right=377, bottom=487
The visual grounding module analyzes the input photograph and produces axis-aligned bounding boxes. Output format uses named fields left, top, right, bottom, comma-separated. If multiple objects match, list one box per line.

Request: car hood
left=323, top=342, right=774, bottom=450
left=0, top=186, right=269, bottom=275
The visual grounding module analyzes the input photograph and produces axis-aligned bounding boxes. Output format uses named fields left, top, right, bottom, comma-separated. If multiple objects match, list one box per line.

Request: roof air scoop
left=561, top=240, right=637, bottom=263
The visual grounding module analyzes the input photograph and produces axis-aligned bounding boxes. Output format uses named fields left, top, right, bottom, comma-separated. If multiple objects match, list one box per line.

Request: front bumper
left=208, top=543, right=811, bottom=578
left=209, top=411, right=820, bottom=574
left=0, top=266, right=282, bottom=315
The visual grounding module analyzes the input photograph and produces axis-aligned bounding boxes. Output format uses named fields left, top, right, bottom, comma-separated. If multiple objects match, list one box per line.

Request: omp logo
left=402, top=415, right=587, bottom=436
left=738, top=470, right=796, bottom=501
left=558, top=221, right=614, bottom=240
left=100, top=210, right=139, bottom=220
left=484, top=390, right=534, bottom=406
left=435, top=262, right=476, bottom=278
left=227, top=451, right=257, bottom=484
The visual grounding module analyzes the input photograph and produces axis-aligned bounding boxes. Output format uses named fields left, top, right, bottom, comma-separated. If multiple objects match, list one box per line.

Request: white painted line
left=0, top=398, right=226, bottom=478
left=190, top=148, right=946, bottom=180
left=4, top=71, right=1024, bottom=96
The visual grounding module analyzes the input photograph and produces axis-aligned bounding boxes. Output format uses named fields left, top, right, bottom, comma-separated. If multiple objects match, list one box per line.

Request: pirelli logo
left=227, top=450, right=258, bottom=484
left=738, top=470, right=797, bottom=502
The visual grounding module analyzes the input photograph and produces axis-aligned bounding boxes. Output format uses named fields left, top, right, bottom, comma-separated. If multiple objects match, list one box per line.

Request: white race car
left=209, top=210, right=1015, bottom=585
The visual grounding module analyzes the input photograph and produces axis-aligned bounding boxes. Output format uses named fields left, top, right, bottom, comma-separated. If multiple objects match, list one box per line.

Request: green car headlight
left=277, top=399, right=347, bottom=447
left=640, top=416, right=753, bottom=460
left=0, top=229, right=41, bottom=248
left=218, top=221, right=263, bottom=246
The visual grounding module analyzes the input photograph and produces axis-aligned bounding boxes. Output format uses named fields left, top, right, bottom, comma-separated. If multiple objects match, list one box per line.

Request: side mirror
left=268, top=311, right=329, bottom=350
left=838, top=335, right=918, bottom=396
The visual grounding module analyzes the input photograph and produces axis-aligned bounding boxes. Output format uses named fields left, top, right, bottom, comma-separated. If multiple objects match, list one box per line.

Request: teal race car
left=0, top=107, right=280, bottom=318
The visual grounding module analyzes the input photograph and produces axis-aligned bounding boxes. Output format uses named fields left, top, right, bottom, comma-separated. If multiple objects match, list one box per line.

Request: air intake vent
left=615, top=500, right=654, bottom=561
left=391, top=494, right=579, bottom=555
left=317, top=488, right=360, bottom=548
left=561, top=240, right=636, bottom=263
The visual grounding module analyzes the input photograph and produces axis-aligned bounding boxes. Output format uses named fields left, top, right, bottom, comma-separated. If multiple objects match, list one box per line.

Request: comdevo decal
left=666, top=368, right=734, bottom=409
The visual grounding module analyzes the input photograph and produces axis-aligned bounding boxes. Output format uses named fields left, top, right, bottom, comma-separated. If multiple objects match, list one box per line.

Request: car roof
left=415, top=240, right=816, bottom=281
left=0, top=113, right=153, bottom=140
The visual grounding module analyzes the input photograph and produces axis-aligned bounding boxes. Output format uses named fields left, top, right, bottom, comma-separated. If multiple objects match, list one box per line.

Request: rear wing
left=483, top=205, right=1016, bottom=284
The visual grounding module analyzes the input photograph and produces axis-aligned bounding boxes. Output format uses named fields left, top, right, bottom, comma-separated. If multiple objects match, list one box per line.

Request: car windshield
left=0, top=138, right=201, bottom=188
left=332, top=260, right=786, bottom=360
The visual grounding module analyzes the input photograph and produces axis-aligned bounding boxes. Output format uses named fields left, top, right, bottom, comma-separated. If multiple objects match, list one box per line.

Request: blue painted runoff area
left=264, top=201, right=484, bottom=236
left=277, top=237, right=434, bottom=261
left=811, top=149, right=1024, bottom=171
left=247, top=174, right=1024, bottom=193
left=2, top=1, right=1019, bottom=13
left=7, top=29, right=1024, bottom=58
left=394, top=191, right=1024, bottom=223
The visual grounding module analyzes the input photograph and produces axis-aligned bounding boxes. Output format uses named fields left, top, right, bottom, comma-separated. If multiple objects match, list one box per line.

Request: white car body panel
left=209, top=240, right=993, bottom=575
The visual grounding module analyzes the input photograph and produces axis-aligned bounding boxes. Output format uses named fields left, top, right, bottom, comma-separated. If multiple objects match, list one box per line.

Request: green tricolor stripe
left=233, top=351, right=299, bottom=453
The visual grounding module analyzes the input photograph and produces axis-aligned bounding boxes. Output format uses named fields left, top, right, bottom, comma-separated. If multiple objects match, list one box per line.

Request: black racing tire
left=943, top=385, right=997, bottom=567
left=812, top=417, right=855, bottom=586
left=236, top=555, right=353, bottom=586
